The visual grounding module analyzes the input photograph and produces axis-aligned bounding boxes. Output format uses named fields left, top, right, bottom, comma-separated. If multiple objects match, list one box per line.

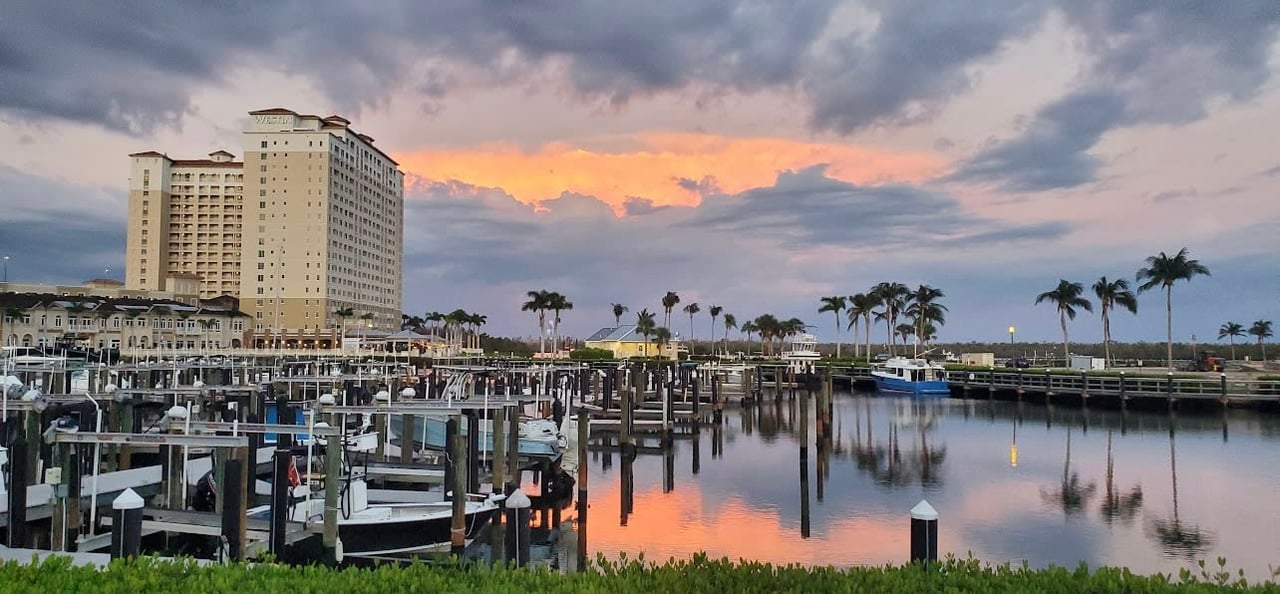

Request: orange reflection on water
left=583, top=480, right=960, bottom=567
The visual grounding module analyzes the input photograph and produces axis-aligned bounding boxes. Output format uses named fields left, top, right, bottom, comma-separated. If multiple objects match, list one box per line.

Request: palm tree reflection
left=1146, top=426, right=1215, bottom=558
left=1098, top=430, right=1143, bottom=524
left=1040, top=428, right=1097, bottom=515
left=850, top=400, right=947, bottom=487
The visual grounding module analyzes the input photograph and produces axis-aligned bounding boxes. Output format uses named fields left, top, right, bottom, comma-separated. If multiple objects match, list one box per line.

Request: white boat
left=783, top=334, right=822, bottom=373
left=872, top=357, right=950, bottom=396
left=1, top=346, right=66, bottom=366
left=246, top=478, right=503, bottom=556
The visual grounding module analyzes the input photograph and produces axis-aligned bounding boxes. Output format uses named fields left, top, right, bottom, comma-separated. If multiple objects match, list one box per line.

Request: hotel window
left=260, top=141, right=267, bottom=148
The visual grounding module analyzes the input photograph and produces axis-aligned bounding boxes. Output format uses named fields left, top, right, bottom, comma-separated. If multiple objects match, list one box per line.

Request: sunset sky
left=0, top=2, right=1276, bottom=343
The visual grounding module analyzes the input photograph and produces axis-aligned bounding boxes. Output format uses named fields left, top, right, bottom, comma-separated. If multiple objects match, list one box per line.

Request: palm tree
left=470, top=313, right=488, bottom=350
left=546, top=292, right=573, bottom=357
left=848, top=292, right=881, bottom=362
left=904, top=285, right=946, bottom=356
left=1035, top=280, right=1093, bottom=366
left=682, top=302, right=701, bottom=354
left=739, top=320, right=758, bottom=355
left=425, top=311, right=445, bottom=338
left=654, top=327, right=673, bottom=359
left=819, top=296, right=847, bottom=358
left=1249, top=320, right=1273, bottom=361
left=1217, top=322, right=1245, bottom=361
left=708, top=305, right=723, bottom=352
left=1, top=305, right=26, bottom=347
left=722, top=313, right=737, bottom=356
left=522, top=290, right=552, bottom=354
left=871, top=282, right=909, bottom=355
left=1136, top=248, right=1211, bottom=370
left=753, top=314, right=780, bottom=356
left=894, top=323, right=915, bottom=346
left=334, top=307, right=354, bottom=349
left=1092, top=277, right=1138, bottom=366
left=611, top=303, right=628, bottom=328
left=661, top=291, right=681, bottom=329
left=635, top=309, right=657, bottom=358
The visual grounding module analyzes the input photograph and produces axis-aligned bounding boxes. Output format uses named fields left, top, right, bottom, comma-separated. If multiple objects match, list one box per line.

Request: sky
left=0, top=1, right=1277, bottom=345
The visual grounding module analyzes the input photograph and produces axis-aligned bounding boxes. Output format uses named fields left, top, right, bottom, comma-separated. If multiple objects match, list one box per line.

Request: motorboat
left=0, top=346, right=67, bottom=366
left=872, top=357, right=950, bottom=396
left=782, top=334, right=822, bottom=373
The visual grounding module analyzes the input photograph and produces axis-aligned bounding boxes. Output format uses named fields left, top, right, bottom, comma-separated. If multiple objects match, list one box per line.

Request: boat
left=245, top=476, right=503, bottom=556
left=0, top=346, right=67, bottom=366
left=782, top=333, right=822, bottom=373
left=872, top=357, right=950, bottom=396
left=387, top=414, right=564, bottom=459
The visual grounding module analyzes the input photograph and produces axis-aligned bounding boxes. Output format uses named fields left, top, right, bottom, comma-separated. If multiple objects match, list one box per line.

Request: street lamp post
left=1008, top=326, right=1016, bottom=346
left=3, top=255, right=9, bottom=283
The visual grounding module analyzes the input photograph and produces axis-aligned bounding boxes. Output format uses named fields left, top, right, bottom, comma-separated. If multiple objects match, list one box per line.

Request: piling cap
left=113, top=488, right=144, bottom=510
left=375, top=390, right=391, bottom=402
left=400, top=387, right=416, bottom=398
left=103, top=383, right=118, bottom=394
left=192, top=380, right=205, bottom=388
left=505, top=488, right=531, bottom=509
left=318, top=393, right=336, bottom=406
left=910, top=500, right=938, bottom=521
left=167, top=405, right=189, bottom=420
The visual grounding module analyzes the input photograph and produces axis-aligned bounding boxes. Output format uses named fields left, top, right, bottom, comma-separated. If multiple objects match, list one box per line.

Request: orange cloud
left=396, top=133, right=944, bottom=212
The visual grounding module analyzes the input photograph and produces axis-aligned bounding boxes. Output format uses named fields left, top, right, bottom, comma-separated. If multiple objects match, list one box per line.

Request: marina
left=0, top=353, right=1276, bottom=577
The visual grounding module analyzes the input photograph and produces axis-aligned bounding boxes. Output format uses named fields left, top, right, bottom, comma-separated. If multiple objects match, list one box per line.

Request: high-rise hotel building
left=125, top=108, right=404, bottom=348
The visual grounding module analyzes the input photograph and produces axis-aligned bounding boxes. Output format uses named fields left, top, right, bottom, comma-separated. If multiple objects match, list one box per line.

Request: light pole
left=3, top=255, right=8, bottom=283
left=1008, top=326, right=1015, bottom=347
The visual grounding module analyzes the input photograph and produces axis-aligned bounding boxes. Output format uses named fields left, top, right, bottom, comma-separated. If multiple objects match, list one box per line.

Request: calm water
left=572, top=391, right=1280, bottom=579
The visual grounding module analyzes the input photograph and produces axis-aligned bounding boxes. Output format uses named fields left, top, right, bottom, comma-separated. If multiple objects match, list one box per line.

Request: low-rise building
left=584, top=325, right=685, bottom=360
left=0, top=291, right=251, bottom=351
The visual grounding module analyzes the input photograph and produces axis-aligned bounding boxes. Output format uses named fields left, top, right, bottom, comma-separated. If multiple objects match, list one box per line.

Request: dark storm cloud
left=805, top=0, right=1051, bottom=133
left=946, top=90, right=1127, bottom=191
left=5, top=1, right=1275, bottom=151
left=0, top=0, right=840, bottom=134
left=686, top=165, right=1067, bottom=248
left=0, top=167, right=125, bottom=282
left=951, top=2, right=1280, bottom=191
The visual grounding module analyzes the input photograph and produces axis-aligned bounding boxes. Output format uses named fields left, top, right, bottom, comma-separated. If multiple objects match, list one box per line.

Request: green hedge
left=4, top=554, right=1277, bottom=594
left=568, top=348, right=616, bottom=361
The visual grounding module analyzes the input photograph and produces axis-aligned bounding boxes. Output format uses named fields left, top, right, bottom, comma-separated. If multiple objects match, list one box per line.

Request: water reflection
left=1099, top=430, right=1143, bottom=525
left=1146, top=426, right=1216, bottom=559
left=1039, top=428, right=1098, bottom=516
left=850, top=400, right=947, bottom=488
left=577, top=392, right=1280, bottom=580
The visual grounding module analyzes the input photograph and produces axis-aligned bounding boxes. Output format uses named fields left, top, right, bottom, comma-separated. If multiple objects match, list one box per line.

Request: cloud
left=1259, top=165, right=1280, bottom=178
left=687, top=165, right=1068, bottom=249
left=0, top=167, right=125, bottom=282
left=0, top=1, right=841, bottom=134
left=947, top=90, right=1127, bottom=191
left=397, top=166, right=1071, bottom=341
left=1151, top=188, right=1198, bottom=204
left=949, top=2, right=1280, bottom=191
left=805, top=0, right=1051, bottom=133
left=396, top=133, right=943, bottom=211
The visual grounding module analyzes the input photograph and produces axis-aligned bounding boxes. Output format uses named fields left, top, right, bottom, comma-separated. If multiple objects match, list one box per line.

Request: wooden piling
left=451, top=433, right=467, bottom=557
left=576, top=407, right=590, bottom=571
left=493, top=406, right=507, bottom=494
left=323, top=433, right=341, bottom=565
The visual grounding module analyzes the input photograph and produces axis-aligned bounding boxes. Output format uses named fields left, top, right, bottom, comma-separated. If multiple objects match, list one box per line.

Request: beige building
left=0, top=291, right=251, bottom=351
left=125, top=150, right=245, bottom=298
left=124, top=108, right=404, bottom=349
left=240, top=108, right=403, bottom=348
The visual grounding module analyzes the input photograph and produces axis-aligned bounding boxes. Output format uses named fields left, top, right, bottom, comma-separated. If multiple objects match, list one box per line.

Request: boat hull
left=338, top=505, right=499, bottom=555
left=873, top=374, right=950, bottom=396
